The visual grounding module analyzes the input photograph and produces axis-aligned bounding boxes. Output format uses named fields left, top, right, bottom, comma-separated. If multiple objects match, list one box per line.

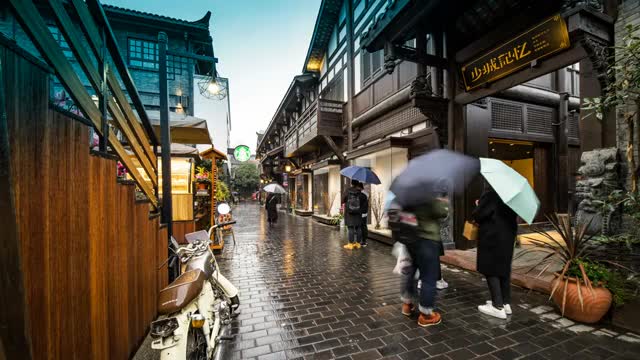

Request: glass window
left=338, top=25, right=347, bottom=44
left=354, top=53, right=362, bottom=93
left=128, top=38, right=158, bottom=70
left=343, top=69, right=348, bottom=102
left=328, top=26, right=338, bottom=57
left=47, top=26, right=73, bottom=58
left=354, top=0, right=365, bottom=22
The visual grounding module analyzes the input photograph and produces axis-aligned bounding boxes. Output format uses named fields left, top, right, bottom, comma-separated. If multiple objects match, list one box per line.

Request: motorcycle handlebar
left=213, top=221, right=236, bottom=229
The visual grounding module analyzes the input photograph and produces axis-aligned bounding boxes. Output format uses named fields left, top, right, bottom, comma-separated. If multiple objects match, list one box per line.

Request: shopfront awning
left=145, top=110, right=213, bottom=145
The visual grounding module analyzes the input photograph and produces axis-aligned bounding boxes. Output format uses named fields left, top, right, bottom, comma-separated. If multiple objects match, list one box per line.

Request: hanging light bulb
left=207, top=80, right=221, bottom=95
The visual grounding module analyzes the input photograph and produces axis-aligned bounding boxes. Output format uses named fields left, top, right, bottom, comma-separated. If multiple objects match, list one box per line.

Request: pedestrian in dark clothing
left=472, top=186, right=518, bottom=319
left=399, top=196, right=449, bottom=327
left=265, top=193, right=279, bottom=226
left=342, top=179, right=367, bottom=249
left=356, top=182, right=369, bottom=247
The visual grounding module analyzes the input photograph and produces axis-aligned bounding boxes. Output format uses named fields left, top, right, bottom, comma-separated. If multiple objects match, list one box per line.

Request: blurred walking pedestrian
left=472, top=184, right=518, bottom=319
left=342, top=179, right=367, bottom=249
left=393, top=195, right=449, bottom=327
left=265, top=193, right=279, bottom=226
left=356, top=182, right=369, bottom=247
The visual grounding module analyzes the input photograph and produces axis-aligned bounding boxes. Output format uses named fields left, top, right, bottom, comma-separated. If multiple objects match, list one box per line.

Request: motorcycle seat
left=158, top=269, right=206, bottom=315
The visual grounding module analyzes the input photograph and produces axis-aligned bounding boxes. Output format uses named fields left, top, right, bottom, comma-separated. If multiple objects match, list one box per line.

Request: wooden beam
left=0, top=47, right=33, bottom=360
left=85, top=0, right=158, bottom=145
left=68, top=0, right=158, bottom=169
left=8, top=0, right=103, bottom=130
left=388, top=44, right=448, bottom=68
left=322, top=136, right=345, bottom=163
left=48, top=0, right=157, bottom=186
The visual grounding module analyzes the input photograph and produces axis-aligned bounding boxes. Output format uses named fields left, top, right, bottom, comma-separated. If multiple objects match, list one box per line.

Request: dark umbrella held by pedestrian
left=389, top=149, right=480, bottom=208
left=340, top=165, right=381, bottom=184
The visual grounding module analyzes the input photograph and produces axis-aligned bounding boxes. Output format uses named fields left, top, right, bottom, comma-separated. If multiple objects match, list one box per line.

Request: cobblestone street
left=216, top=204, right=640, bottom=360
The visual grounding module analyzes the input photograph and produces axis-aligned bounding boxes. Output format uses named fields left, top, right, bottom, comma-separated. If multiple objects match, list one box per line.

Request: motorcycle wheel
left=186, top=325, right=207, bottom=360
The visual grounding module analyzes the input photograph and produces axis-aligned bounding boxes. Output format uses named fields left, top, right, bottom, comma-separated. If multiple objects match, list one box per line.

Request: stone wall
left=615, top=0, right=640, bottom=190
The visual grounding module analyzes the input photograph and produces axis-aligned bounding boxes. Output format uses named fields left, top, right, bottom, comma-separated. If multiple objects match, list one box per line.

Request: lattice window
left=526, top=106, right=553, bottom=136
left=358, top=106, right=425, bottom=144
left=491, top=101, right=523, bottom=132
left=568, top=112, right=580, bottom=139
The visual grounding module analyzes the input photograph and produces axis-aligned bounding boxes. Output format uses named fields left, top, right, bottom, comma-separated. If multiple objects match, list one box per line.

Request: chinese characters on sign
left=461, top=15, right=570, bottom=91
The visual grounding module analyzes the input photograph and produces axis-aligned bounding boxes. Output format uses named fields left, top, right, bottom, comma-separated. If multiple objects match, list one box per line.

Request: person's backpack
left=387, top=209, right=419, bottom=245
left=346, top=192, right=361, bottom=214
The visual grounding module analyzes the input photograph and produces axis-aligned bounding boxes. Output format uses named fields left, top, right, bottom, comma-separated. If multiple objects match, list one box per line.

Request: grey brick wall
left=615, top=0, right=640, bottom=189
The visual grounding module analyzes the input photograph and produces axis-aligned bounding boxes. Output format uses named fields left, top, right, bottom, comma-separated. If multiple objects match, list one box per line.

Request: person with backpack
left=391, top=194, right=449, bottom=327
left=341, top=179, right=367, bottom=249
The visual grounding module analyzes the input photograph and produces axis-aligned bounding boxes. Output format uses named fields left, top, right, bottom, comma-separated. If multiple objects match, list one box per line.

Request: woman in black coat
left=472, top=186, right=518, bottom=319
left=265, top=193, right=279, bottom=226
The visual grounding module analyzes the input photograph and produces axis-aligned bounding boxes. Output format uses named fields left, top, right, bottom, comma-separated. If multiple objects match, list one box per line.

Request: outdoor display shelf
left=200, top=147, right=229, bottom=250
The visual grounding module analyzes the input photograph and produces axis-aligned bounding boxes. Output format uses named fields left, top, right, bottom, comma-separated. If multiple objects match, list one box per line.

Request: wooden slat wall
left=3, top=42, right=166, bottom=360
left=173, top=221, right=197, bottom=244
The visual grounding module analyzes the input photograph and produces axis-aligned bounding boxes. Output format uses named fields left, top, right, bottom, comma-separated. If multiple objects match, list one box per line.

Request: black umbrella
left=390, top=149, right=480, bottom=208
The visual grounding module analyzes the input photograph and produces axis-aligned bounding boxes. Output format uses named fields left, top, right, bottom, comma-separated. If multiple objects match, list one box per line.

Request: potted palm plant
left=517, top=213, right=627, bottom=323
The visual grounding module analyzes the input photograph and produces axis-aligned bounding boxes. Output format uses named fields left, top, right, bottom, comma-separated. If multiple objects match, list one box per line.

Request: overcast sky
left=106, top=0, right=322, bottom=153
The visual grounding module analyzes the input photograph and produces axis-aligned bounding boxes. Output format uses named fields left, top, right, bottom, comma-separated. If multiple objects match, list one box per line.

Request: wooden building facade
left=257, top=0, right=617, bottom=248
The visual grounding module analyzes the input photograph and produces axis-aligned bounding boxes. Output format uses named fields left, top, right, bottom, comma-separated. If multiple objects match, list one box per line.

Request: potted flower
left=517, top=213, right=630, bottom=323
left=195, top=166, right=211, bottom=190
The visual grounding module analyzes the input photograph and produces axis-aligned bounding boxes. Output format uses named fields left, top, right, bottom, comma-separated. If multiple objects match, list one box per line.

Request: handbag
left=463, top=221, right=479, bottom=241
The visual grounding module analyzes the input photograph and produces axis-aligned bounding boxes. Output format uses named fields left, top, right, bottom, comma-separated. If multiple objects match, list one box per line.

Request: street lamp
left=197, top=71, right=227, bottom=100
left=284, top=165, right=292, bottom=172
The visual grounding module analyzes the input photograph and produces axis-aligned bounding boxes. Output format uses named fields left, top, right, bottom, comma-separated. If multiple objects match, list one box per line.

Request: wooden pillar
left=446, top=32, right=468, bottom=249
left=345, top=0, right=354, bottom=154
left=556, top=92, right=570, bottom=213
left=0, top=55, right=33, bottom=359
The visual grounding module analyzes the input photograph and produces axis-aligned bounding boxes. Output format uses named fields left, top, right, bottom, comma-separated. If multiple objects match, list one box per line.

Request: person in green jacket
left=401, top=195, right=449, bottom=327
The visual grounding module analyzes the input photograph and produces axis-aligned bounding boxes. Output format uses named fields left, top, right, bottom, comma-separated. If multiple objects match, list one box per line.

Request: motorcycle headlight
left=150, top=317, right=179, bottom=338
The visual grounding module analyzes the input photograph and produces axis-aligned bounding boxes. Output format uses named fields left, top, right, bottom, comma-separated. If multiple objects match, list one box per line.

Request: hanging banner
left=461, top=14, right=570, bottom=91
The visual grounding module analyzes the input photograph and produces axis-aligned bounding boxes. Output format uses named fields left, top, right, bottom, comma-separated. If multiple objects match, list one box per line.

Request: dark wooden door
left=534, top=144, right=553, bottom=221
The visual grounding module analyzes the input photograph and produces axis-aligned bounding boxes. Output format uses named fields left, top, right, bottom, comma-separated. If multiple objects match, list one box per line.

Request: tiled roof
left=103, top=4, right=211, bottom=29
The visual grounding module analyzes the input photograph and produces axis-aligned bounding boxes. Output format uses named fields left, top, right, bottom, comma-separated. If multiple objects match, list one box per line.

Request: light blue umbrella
left=480, top=158, right=540, bottom=224
left=340, top=165, right=381, bottom=184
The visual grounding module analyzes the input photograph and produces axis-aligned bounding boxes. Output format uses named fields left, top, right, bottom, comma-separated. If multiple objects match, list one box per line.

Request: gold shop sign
left=461, top=15, right=570, bottom=91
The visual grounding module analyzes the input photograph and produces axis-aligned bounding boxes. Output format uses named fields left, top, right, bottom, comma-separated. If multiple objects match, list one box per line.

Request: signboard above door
left=461, top=14, right=570, bottom=92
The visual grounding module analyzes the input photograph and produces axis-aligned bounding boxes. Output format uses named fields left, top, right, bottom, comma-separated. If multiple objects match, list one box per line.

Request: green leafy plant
left=195, top=166, right=211, bottom=183
left=215, top=180, right=230, bottom=202
left=516, top=213, right=634, bottom=313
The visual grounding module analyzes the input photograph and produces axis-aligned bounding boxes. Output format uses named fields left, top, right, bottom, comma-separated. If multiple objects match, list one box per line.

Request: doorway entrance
left=489, top=139, right=552, bottom=222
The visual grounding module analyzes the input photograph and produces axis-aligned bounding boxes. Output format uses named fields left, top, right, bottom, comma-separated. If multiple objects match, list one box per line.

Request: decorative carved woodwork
left=581, top=34, right=611, bottom=89
left=561, top=0, right=604, bottom=13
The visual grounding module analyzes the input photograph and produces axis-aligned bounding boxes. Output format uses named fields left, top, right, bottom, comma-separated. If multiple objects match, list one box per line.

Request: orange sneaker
left=402, top=303, right=415, bottom=316
left=417, top=311, right=441, bottom=327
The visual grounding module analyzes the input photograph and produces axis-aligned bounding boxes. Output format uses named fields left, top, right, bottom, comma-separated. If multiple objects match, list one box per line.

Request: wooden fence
left=2, top=36, right=167, bottom=360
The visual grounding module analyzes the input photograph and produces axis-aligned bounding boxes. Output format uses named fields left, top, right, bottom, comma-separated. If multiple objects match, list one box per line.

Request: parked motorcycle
left=150, top=221, right=239, bottom=360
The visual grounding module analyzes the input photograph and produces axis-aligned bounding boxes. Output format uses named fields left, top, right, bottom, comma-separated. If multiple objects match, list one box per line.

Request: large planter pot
left=551, top=276, right=612, bottom=324
left=197, top=182, right=208, bottom=190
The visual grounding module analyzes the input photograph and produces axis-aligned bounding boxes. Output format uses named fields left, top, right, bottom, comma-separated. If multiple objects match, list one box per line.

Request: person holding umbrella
left=340, top=166, right=380, bottom=249
left=472, top=158, right=540, bottom=319
left=263, top=183, right=286, bottom=227
left=341, top=179, right=368, bottom=249
left=389, top=150, right=480, bottom=327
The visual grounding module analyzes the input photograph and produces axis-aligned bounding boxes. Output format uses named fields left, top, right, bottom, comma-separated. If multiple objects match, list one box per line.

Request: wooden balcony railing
left=284, top=98, right=343, bottom=157
left=8, top=0, right=159, bottom=208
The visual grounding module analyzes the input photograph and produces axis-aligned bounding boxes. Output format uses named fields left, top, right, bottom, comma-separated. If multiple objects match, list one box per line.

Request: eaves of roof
left=103, top=4, right=211, bottom=30
left=301, top=0, right=342, bottom=73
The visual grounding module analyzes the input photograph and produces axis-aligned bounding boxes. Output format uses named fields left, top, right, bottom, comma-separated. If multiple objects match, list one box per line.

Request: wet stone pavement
left=216, top=204, right=639, bottom=360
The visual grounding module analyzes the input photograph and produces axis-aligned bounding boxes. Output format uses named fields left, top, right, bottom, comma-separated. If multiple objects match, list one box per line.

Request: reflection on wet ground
left=217, top=203, right=639, bottom=360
